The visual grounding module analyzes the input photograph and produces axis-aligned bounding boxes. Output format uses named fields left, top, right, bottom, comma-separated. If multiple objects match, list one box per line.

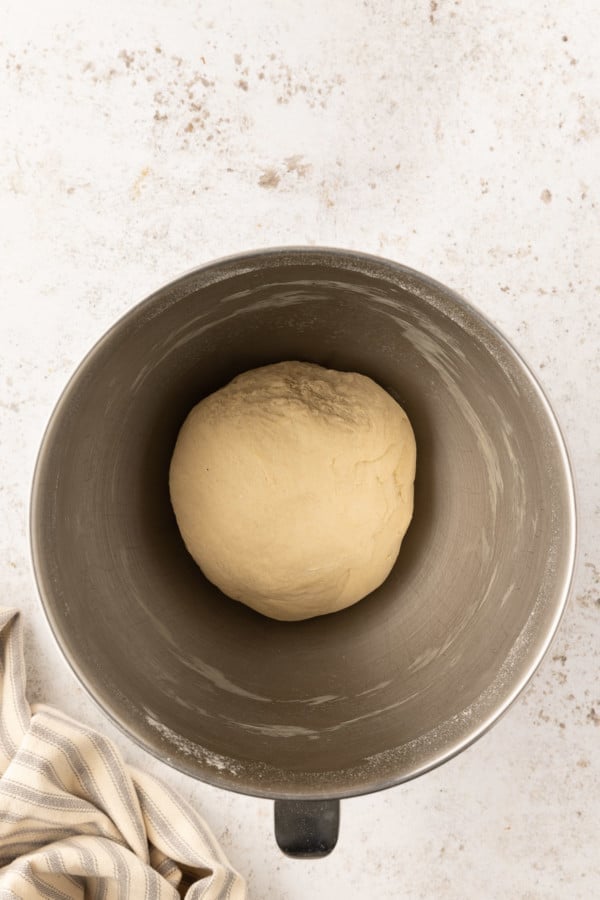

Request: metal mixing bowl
left=30, top=248, right=576, bottom=855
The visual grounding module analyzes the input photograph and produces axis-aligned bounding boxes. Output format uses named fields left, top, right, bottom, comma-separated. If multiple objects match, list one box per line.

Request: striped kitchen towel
left=0, top=607, right=246, bottom=899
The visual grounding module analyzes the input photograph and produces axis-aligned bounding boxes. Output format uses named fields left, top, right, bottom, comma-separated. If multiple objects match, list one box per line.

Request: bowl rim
left=29, top=245, right=577, bottom=800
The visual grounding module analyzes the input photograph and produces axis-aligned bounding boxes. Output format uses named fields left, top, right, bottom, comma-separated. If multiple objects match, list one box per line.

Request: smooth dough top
left=169, top=361, right=416, bottom=620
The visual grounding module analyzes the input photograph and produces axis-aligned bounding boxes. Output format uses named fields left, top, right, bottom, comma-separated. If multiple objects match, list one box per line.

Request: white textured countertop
left=2, top=1, right=599, bottom=897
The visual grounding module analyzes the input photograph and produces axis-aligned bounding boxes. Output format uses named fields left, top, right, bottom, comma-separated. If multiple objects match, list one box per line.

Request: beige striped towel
left=0, top=607, right=246, bottom=898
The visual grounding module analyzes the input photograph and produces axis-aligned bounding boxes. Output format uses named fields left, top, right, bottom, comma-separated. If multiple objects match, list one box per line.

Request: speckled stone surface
left=1, top=1, right=599, bottom=897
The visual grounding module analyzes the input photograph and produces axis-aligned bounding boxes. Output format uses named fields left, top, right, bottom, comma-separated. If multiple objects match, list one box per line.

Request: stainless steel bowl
left=30, top=248, right=576, bottom=855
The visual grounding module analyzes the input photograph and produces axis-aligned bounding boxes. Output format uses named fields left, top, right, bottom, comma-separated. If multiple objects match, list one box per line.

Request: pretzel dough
left=169, top=362, right=416, bottom=620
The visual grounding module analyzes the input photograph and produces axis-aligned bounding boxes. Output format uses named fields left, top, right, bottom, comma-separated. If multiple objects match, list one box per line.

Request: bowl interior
left=31, top=250, right=575, bottom=798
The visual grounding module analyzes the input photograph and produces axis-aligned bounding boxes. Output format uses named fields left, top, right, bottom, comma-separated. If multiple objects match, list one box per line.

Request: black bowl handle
left=274, top=799, right=340, bottom=858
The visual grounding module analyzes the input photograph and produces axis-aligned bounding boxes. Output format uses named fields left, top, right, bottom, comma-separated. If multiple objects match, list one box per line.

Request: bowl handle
left=274, top=799, right=340, bottom=858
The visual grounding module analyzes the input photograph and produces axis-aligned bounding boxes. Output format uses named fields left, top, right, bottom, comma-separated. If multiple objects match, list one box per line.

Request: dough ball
left=169, top=361, right=416, bottom=621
